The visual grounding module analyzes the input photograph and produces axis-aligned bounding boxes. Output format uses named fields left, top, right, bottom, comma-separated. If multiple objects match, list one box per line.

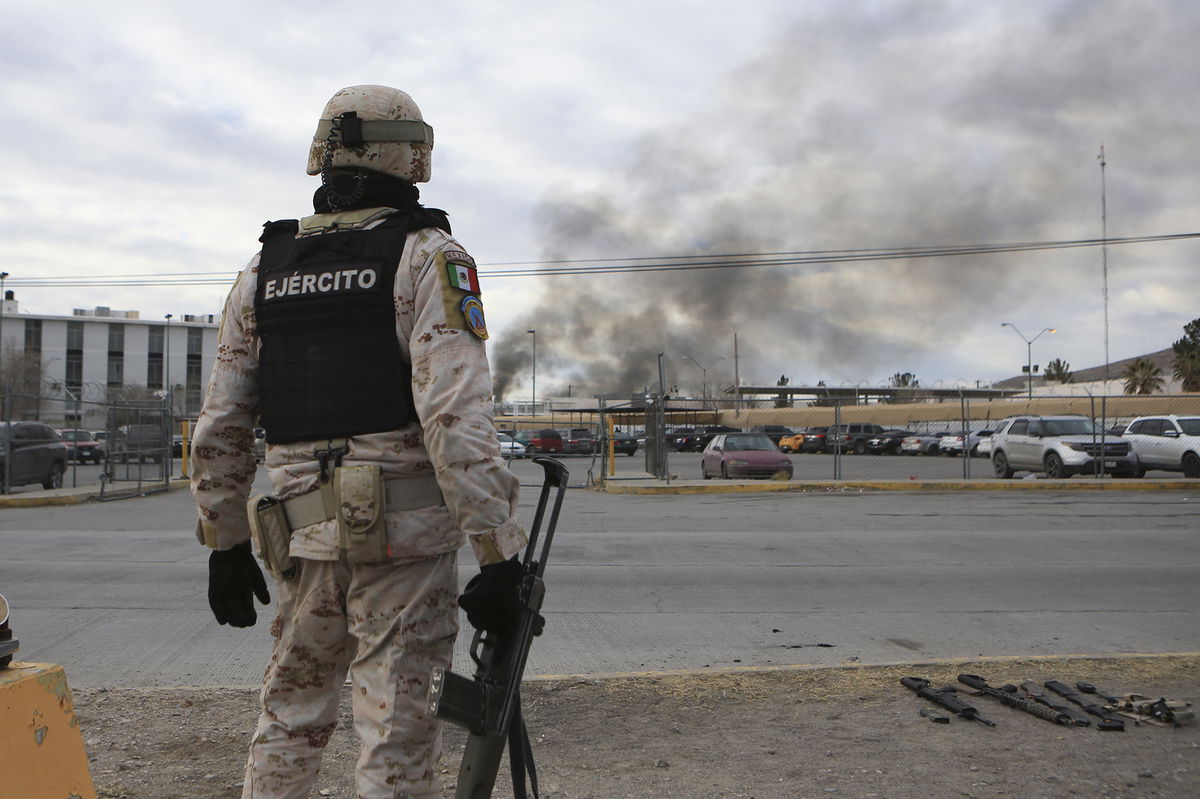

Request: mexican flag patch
left=447, top=261, right=480, bottom=293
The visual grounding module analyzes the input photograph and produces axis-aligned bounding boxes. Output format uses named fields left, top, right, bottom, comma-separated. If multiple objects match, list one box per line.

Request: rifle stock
left=428, top=457, right=569, bottom=799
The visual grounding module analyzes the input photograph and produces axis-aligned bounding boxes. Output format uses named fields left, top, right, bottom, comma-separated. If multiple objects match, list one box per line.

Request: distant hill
left=993, top=347, right=1176, bottom=390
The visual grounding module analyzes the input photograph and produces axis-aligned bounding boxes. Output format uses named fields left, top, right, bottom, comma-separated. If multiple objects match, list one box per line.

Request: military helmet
left=306, top=85, right=434, bottom=183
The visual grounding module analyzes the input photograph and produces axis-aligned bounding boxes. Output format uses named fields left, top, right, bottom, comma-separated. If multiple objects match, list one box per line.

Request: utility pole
left=733, top=332, right=741, bottom=410
left=527, top=329, right=536, bottom=421
left=1099, top=144, right=1110, bottom=393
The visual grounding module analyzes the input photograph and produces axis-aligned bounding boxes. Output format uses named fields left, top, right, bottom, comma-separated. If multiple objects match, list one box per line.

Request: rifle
left=957, top=674, right=1073, bottom=726
left=428, top=456, right=569, bottom=799
left=1013, top=681, right=1092, bottom=727
left=1045, top=680, right=1125, bottom=731
left=901, top=677, right=995, bottom=726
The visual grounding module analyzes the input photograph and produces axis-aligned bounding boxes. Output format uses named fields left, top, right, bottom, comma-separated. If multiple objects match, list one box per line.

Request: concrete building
left=0, top=292, right=218, bottom=429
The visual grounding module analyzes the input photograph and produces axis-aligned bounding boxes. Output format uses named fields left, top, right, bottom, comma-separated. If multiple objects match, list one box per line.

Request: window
left=24, top=319, right=41, bottom=355
left=107, top=323, right=125, bottom=387
left=1008, top=420, right=1029, bottom=436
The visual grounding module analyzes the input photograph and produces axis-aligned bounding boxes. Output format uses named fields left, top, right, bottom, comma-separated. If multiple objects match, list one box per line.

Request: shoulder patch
left=434, top=247, right=483, bottom=333
left=444, top=249, right=476, bottom=268
left=461, top=295, right=489, bottom=340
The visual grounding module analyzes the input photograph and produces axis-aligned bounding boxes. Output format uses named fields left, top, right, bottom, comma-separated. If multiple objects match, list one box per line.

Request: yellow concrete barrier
left=0, top=662, right=96, bottom=799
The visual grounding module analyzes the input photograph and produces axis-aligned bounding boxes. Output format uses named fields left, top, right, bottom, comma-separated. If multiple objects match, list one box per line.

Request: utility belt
left=247, top=465, right=444, bottom=579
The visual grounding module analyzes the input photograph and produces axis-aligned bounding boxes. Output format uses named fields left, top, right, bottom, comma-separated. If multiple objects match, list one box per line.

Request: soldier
left=190, top=85, right=527, bottom=798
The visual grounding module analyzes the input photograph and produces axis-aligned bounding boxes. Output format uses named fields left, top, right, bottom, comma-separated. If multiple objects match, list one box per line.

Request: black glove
left=458, top=557, right=525, bottom=633
left=208, top=540, right=271, bottom=628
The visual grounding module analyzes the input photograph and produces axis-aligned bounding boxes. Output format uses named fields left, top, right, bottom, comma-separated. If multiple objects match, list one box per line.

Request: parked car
left=701, top=433, right=794, bottom=480
left=113, top=424, right=168, bottom=463
left=516, top=429, right=563, bottom=454
left=610, top=431, right=639, bottom=456
left=826, top=423, right=887, bottom=454
left=975, top=435, right=994, bottom=457
left=497, top=432, right=526, bottom=459
left=560, top=428, right=599, bottom=455
left=900, top=432, right=951, bottom=455
left=750, top=425, right=795, bottom=445
left=939, top=429, right=994, bottom=457
left=675, top=425, right=739, bottom=452
left=59, top=428, right=104, bottom=464
left=864, top=429, right=915, bottom=455
left=798, top=426, right=830, bottom=453
left=778, top=431, right=807, bottom=453
left=0, top=422, right=68, bottom=491
left=1121, top=415, right=1200, bottom=477
left=990, top=415, right=1140, bottom=479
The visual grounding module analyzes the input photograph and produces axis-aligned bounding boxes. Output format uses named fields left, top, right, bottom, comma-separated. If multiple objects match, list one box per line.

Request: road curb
left=600, top=478, right=1198, bottom=494
left=0, top=478, right=191, bottom=508
left=527, top=650, right=1200, bottom=681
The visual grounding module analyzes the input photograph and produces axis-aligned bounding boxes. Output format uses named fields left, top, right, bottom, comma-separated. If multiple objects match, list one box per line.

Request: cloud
left=485, top=0, right=1200, bottom=398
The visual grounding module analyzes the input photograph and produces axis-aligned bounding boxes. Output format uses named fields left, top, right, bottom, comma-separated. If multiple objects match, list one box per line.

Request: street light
left=526, top=329, right=536, bottom=419
left=681, top=355, right=708, bottom=406
left=1001, top=322, right=1056, bottom=399
left=0, top=272, right=8, bottom=400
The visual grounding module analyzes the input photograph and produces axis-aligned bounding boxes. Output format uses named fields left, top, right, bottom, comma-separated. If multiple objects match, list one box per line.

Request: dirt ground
left=73, top=655, right=1198, bottom=799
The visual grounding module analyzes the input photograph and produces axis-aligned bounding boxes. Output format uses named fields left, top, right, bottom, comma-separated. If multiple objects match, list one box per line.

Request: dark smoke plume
left=491, top=1, right=1200, bottom=400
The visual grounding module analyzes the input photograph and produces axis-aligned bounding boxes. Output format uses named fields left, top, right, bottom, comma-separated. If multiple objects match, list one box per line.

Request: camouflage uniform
left=191, top=218, right=525, bottom=797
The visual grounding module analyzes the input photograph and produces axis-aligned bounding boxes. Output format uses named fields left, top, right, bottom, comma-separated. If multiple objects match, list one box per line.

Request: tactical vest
left=254, top=208, right=450, bottom=444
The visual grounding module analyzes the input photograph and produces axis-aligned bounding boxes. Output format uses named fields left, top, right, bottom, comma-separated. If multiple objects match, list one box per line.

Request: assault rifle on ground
left=428, top=456, right=569, bottom=799
left=957, top=674, right=1074, bottom=726
left=1045, top=680, right=1125, bottom=731
left=901, top=677, right=995, bottom=726
left=1013, top=681, right=1092, bottom=727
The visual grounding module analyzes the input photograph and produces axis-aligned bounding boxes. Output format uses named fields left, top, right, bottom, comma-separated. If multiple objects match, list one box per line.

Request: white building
left=0, top=292, right=219, bottom=429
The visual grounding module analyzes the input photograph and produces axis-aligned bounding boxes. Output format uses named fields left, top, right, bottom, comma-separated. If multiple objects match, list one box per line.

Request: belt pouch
left=247, top=495, right=297, bottom=579
left=334, top=464, right=389, bottom=563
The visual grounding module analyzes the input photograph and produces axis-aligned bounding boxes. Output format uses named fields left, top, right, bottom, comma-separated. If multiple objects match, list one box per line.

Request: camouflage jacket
left=190, top=209, right=525, bottom=566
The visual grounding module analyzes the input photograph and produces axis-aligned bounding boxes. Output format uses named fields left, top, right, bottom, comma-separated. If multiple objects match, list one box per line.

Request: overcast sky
left=3, top=0, right=1197, bottom=398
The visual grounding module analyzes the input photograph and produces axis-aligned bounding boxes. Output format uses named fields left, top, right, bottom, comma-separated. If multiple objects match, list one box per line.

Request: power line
left=7, top=231, right=1198, bottom=287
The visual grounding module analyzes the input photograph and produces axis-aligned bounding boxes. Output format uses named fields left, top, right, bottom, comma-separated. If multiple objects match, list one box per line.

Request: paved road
left=2, top=469, right=1197, bottom=689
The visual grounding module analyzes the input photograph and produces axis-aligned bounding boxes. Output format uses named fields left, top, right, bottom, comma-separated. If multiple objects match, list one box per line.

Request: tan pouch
left=247, top=494, right=297, bottom=579
left=334, top=465, right=389, bottom=564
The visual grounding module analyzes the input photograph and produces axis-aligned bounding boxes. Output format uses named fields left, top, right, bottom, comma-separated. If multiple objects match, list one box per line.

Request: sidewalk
left=601, top=476, right=1199, bottom=494
left=4, top=475, right=1194, bottom=508
left=0, top=477, right=190, bottom=507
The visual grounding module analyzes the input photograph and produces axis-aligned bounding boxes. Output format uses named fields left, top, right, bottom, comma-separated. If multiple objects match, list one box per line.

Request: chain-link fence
left=581, top=393, right=1200, bottom=484
left=1, top=391, right=174, bottom=498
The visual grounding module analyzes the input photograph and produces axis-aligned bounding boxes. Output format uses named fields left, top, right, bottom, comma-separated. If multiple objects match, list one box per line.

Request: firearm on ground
left=901, top=676, right=995, bottom=727
left=957, top=674, right=1073, bottom=726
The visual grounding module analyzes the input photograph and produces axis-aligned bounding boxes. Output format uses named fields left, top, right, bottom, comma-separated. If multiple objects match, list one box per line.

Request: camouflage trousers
left=242, top=552, right=459, bottom=799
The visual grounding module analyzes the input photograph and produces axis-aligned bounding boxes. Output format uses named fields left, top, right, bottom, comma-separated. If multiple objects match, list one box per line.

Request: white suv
left=990, top=415, right=1140, bottom=479
left=1121, top=415, right=1200, bottom=478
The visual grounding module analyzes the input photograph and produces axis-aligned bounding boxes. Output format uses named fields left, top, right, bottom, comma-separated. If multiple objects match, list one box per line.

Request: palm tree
left=1173, top=317, right=1200, bottom=392
left=1173, top=349, right=1200, bottom=392
left=889, top=372, right=918, bottom=388
left=1122, top=358, right=1165, bottom=395
left=1044, top=358, right=1073, bottom=384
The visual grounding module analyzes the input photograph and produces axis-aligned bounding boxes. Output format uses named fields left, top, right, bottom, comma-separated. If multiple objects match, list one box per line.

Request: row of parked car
left=0, top=423, right=174, bottom=492
left=498, top=428, right=641, bottom=458
left=705, top=414, right=1200, bottom=479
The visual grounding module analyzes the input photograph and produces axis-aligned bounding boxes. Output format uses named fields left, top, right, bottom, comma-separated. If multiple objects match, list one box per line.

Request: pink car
left=701, top=433, right=794, bottom=480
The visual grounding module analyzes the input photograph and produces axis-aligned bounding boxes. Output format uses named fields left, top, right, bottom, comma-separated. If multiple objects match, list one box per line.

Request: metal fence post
left=832, top=401, right=842, bottom=480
